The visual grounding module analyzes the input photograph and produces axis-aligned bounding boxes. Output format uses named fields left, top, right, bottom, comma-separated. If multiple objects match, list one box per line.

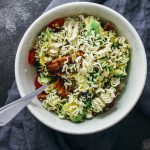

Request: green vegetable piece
left=109, top=66, right=113, bottom=72
left=70, top=113, right=84, bottom=123
left=111, top=69, right=124, bottom=76
left=63, top=102, right=79, bottom=115
left=63, top=101, right=84, bottom=123
left=85, top=100, right=92, bottom=109
left=110, top=36, right=116, bottom=43
left=46, top=28, right=51, bottom=39
left=110, top=37, right=120, bottom=48
left=112, top=42, right=120, bottom=48
left=85, top=17, right=102, bottom=35
left=38, top=76, right=51, bottom=85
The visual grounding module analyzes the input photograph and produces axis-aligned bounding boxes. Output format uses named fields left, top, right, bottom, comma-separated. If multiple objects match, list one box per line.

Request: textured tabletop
left=0, top=0, right=51, bottom=106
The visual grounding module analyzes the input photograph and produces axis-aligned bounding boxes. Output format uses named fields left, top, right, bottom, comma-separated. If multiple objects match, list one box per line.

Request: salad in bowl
left=28, top=15, right=130, bottom=123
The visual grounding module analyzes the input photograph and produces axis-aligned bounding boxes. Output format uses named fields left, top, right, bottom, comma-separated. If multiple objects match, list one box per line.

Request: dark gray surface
left=112, top=112, right=150, bottom=150
left=0, top=0, right=150, bottom=150
left=0, top=0, right=51, bottom=107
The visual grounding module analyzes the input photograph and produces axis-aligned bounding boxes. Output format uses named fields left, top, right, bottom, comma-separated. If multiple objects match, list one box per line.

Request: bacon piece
left=54, top=78, right=68, bottom=98
left=46, top=55, right=71, bottom=74
left=76, top=50, right=84, bottom=57
left=46, top=50, right=84, bottom=74
left=46, top=59, right=60, bottom=73
left=59, top=55, right=72, bottom=66
left=37, top=91, right=47, bottom=102
left=104, top=22, right=115, bottom=31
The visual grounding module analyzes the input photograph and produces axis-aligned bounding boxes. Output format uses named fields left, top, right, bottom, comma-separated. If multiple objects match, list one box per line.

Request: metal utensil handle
left=0, top=84, right=47, bottom=126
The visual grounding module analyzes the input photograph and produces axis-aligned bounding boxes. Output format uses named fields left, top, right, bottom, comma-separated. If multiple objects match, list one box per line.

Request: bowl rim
left=15, top=2, right=147, bottom=134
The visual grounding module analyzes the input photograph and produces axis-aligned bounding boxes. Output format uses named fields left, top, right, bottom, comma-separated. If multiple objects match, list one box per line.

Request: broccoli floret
left=108, top=66, right=113, bottom=72
left=63, top=101, right=85, bottom=123
left=70, top=113, right=84, bottom=123
left=85, top=100, right=92, bottom=109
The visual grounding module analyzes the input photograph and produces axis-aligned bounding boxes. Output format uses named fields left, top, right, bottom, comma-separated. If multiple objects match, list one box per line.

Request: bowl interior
left=15, top=2, right=146, bottom=134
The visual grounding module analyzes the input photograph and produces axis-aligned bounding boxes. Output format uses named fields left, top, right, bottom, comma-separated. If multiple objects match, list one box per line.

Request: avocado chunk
left=85, top=17, right=103, bottom=35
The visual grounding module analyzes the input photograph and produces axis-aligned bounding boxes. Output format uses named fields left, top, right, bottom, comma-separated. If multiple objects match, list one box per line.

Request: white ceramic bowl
left=15, top=2, right=147, bottom=134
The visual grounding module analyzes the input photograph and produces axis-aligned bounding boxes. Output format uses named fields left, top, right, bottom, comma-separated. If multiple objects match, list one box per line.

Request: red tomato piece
left=34, top=75, right=42, bottom=89
left=28, top=49, right=36, bottom=65
left=48, top=18, right=65, bottom=32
